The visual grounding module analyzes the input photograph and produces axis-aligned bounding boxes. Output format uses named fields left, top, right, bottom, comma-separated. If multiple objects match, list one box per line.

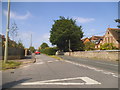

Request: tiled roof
left=108, top=28, right=120, bottom=42
left=108, top=28, right=120, bottom=30
left=90, top=36, right=104, bottom=40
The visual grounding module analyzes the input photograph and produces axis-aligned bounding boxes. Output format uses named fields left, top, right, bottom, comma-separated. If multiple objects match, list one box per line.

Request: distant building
left=82, top=38, right=90, bottom=44
left=0, top=34, right=5, bottom=47
left=102, top=28, right=120, bottom=48
left=82, top=36, right=104, bottom=49
left=90, top=36, right=104, bottom=49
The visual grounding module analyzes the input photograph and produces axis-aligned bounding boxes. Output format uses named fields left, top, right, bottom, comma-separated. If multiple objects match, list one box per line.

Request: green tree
left=29, top=46, right=35, bottom=53
left=115, top=19, right=120, bottom=28
left=50, top=16, right=84, bottom=51
left=40, top=42, right=49, bottom=49
left=100, top=43, right=117, bottom=50
left=84, top=42, right=95, bottom=51
left=17, top=40, right=24, bottom=48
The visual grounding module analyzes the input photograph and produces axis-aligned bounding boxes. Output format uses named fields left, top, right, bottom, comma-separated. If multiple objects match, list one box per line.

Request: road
left=2, top=54, right=118, bottom=89
left=58, top=55, right=118, bottom=73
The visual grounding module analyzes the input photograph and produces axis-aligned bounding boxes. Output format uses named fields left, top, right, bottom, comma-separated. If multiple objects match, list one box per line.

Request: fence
left=0, top=47, right=25, bottom=60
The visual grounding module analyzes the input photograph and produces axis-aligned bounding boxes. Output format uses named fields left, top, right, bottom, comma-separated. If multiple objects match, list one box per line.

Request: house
left=82, top=38, right=90, bottom=44
left=82, top=36, right=104, bottom=49
left=0, top=35, right=5, bottom=47
left=102, top=28, right=120, bottom=48
left=90, top=36, right=104, bottom=49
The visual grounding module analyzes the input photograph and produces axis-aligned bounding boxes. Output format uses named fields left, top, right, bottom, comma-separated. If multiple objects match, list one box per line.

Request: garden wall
left=64, top=50, right=120, bottom=61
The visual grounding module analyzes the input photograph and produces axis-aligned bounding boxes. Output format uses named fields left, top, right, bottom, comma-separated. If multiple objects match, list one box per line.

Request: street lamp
left=4, top=0, right=10, bottom=63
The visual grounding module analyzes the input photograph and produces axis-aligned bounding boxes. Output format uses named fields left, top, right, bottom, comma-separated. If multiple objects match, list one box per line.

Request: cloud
left=73, top=17, right=95, bottom=23
left=3, top=10, right=31, bottom=20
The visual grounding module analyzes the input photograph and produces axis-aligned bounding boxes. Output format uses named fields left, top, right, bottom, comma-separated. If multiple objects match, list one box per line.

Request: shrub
left=100, top=43, right=118, bottom=50
left=40, top=47, right=58, bottom=55
left=84, top=42, right=95, bottom=51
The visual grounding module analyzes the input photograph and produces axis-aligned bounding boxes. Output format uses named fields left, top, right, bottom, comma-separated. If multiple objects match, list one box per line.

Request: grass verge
left=0, top=61, right=21, bottom=70
left=49, top=55, right=63, bottom=60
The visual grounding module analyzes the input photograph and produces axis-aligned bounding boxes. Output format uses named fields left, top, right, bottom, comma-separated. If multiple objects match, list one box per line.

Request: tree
left=17, top=39, right=24, bottom=48
left=84, top=42, right=95, bottom=51
left=9, top=22, right=18, bottom=41
left=29, top=46, right=35, bottom=53
left=50, top=16, right=84, bottom=51
left=115, top=19, right=120, bottom=28
left=40, top=42, right=49, bottom=49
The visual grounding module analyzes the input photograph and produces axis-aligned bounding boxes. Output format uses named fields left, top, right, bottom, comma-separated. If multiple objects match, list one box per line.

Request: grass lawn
left=0, top=60, right=21, bottom=70
left=49, top=55, right=63, bottom=60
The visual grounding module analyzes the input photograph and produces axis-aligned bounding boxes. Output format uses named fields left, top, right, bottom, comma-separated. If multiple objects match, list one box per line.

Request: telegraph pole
left=30, top=34, right=32, bottom=47
left=69, top=39, right=71, bottom=56
left=4, top=0, right=10, bottom=63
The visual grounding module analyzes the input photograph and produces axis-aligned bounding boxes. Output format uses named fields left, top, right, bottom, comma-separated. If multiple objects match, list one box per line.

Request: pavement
left=2, top=54, right=118, bottom=89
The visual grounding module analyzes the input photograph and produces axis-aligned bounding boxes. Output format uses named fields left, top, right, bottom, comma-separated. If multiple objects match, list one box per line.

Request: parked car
left=35, top=51, right=41, bottom=55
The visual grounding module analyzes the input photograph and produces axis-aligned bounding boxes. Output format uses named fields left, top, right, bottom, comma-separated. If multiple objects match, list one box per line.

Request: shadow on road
left=2, top=78, right=32, bottom=90
left=24, top=55, right=32, bottom=59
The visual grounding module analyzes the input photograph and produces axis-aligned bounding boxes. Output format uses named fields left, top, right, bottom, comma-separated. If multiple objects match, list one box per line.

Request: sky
left=2, top=2, right=119, bottom=49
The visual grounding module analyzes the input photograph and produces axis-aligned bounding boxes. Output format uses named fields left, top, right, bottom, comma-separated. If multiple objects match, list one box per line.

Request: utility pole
left=30, top=34, right=32, bottom=47
left=69, top=39, right=71, bottom=56
left=4, top=0, right=10, bottom=63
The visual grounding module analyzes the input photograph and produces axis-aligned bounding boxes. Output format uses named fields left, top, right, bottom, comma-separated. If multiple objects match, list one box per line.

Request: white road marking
left=21, top=77, right=101, bottom=85
left=65, top=60, right=118, bottom=78
left=35, top=62, right=44, bottom=64
left=112, top=75, right=118, bottom=78
left=21, top=82, right=85, bottom=85
left=80, top=77, right=101, bottom=85
left=47, top=61, right=53, bottom=63
left=55, top=60, right=59, bottom=61
left=23, top=65, right=30, bottom=68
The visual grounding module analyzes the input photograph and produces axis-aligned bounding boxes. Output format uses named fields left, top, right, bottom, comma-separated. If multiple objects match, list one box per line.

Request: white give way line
left=21, top=77, right=101, bottom=85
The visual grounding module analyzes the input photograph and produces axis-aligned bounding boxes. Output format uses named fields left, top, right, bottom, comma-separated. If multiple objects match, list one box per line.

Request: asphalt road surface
left=2, top=54, right=118, bottom=89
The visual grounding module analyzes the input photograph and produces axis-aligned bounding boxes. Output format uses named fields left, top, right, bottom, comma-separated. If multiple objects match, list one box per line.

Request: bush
left=84, top=42, right=95, bottom=51
left=40, top=47, right=58, bottom=55
left=100, top=43, right=118, bottom=50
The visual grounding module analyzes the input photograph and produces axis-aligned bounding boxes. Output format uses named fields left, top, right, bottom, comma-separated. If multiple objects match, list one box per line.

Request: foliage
left=29, top=46, right=35, bottom=53
left=8, top=39, right=18, bottom=47
left=100, top=43, right=118, bottom=50
left=84, top=42, right=95, bottom=51
left=40, top=47, right=58, bottom=55
left=2, top=61, right=21, bottom=70
left=17, top=42, right=24, bottom=48
left=8, top=39, right=24, bottom=48
left=40, top=42, right=49, bottom=49
left=115, top=19, right=120, bottom=28
left=50, top=16, right=84, bottom=51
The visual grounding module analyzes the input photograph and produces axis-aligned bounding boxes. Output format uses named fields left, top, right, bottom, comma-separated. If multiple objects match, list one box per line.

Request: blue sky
left=2, top=2, right=118, bottom=49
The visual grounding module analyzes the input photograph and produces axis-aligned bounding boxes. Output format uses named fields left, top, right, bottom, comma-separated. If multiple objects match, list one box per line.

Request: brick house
left=102, top=28, right=120, bottom=48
